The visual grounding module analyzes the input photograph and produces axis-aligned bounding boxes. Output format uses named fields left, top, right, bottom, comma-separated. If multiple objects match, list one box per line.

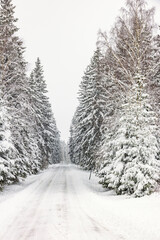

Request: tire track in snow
left=21, top=168, right=62, bottom=240
left=0, top=166, right=63, bottom=240
left=0, top=177, right=46, bottom=239
left=65, top=166, right=125, bottom=240
left=0, top=164, right=126, bottom=240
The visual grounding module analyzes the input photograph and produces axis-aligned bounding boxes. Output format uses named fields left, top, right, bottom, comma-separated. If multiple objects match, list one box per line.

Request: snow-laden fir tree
left=29, top=58, right=61, bottom=166
left=98, top=0, right=160, bottom=196
left=152, top=34, right=160, bottom=160
left=69, top=105, right=82, bottom=165
left=61, top=141, right=70, bottom=164
left=99, top=72, right=159, bottom=197
left=96, top=80, right=120, bottom=172
left=69, top=115, right=76, bottom=163
left=69, top=47, right=109, bottom=171
left=0, top=0, right=41, bottom=177
left=0, top=91, right=20, bottom=189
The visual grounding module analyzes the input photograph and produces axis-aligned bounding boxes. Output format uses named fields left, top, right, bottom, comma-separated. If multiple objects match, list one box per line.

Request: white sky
left=13, top=0, right=160, bottom=142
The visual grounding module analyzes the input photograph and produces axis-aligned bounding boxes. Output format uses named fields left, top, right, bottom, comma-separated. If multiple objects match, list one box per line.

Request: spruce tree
left=98, top=0, right=160, bottom=196
left=152, top=34, right=160, bottom=160
left=99, top=73, right=159, bottom=197
left=0, top=91, right=19, bottom=189
left=70, top=48, right=108, bottom=171
left=0, top=0, right=40, bottom=177
left=29, top=58, right=61, bottom=167
left=69, top=106, right=82, bottom=165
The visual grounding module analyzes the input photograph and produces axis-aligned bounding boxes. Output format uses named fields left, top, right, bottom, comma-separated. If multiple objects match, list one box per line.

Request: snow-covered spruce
left=69, top=48, right=108, bottom=170
left=29, top=58, right=61, bottom=166
left=0, top=0, right=61, bottom=188
left=0, top=0, right=41, bottom=177
left=99, top=73, right=159, bottom=197
left=97, top=0, right=160, bottom=197
left=0, top=94, right=19, bottom=189
left=152, top=34, right=160, bottom=160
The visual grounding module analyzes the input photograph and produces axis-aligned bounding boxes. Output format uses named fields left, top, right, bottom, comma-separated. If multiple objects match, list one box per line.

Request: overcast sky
left=13, top=0, right=160, bottom=142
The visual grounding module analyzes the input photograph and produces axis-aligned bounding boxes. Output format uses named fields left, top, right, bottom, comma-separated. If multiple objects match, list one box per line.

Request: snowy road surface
left=0, top=164, right=160, bottom=240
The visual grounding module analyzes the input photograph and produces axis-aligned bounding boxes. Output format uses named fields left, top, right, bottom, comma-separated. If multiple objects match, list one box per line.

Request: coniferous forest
left=0, top=0, right=61, bottom=190
left=1, top=0, right=160, bottom=239
left=0, top=0, right=160, bottom=200
left=69, top=0, right=160, bottom=197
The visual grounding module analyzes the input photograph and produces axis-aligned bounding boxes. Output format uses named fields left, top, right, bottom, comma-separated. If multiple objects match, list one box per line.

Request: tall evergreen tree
left=152, top=34, right=160, bottom=160
left=69, top=48, right=108, bottom=171
left=98, top=0, right=160, bottom=196
left=69, top=106, right=81, bottom=165
left=0, top=91, right=20, bottom=189
left=29, top=58, right=61, bottom=167
left=0, top=0, right=40, bottom=177
left=0, top=0, right=61, bottom=187
left=99, top=73, right=159, bottom=197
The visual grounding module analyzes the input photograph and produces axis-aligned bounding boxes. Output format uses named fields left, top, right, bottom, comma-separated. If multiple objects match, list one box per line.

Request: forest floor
left=0, top=164, right=160, bottom=240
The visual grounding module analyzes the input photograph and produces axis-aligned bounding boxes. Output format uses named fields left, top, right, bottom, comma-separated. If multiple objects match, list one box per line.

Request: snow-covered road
left=0, top=164, right=160, bottom=240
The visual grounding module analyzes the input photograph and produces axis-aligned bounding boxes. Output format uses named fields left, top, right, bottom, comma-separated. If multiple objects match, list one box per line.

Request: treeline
left=69, top=0, right=160, bottom=197
left=0, top=0, right=61, bottom=190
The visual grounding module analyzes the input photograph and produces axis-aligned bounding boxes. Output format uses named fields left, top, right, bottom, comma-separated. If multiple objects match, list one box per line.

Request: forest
left=0, top=0, right=160, bottom=239
left=69, top=0, right=160, bottom=197
left=0, top=0, right=159, bottom=198
left=0, top=0, right=61, bottom=190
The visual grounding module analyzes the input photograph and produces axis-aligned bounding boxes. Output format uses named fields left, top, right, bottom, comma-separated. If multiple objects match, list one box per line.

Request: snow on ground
left=0, top=164, right=160, bottom=240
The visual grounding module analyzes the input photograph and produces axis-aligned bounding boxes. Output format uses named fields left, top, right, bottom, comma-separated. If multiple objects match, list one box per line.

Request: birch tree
left=98, top=0, right=159, bottom=196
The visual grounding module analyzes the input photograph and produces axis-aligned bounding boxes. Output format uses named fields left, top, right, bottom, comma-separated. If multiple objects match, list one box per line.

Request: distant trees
left=60, top=141, right=70, bottom=163
left=69, top=0, right=160, bottom=196
left=0, top=0, right=61, bottom=189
